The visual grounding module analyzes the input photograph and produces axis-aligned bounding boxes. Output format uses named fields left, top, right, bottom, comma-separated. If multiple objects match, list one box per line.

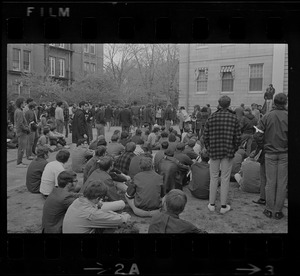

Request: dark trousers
left=17, top=133, right=28, bottom=164
left=64, top=120, right=69, bottom=137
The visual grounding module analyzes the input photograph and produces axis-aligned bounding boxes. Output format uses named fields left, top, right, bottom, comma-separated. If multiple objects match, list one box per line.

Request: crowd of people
left=8, top=85, right=288, bottom=233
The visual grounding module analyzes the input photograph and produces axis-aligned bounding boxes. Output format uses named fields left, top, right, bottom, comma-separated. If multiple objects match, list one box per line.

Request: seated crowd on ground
left=9, top=94, right=288, bottom=233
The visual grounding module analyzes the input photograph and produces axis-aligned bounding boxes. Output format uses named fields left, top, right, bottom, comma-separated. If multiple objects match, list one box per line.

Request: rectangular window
left=90, top=44, right=95, bottom=54
left=84, top=44, right=89, bottom=53
left=221, top=66, right=234, bottom=92
left=58, top=58, right=65, bottom=77
left=222, top=72, right=234, bottom=91
left=196, top=68, right=208, bottom=92
left=23, top=50, right=30, bottom=72
left=249, top=64, right=263, bottom=91
left=90, top=63, right=96, bottom=72
left=58, top=44, right=64, bottom=48
left=12, top=48, right=21, bottom=71
left=84, top=62, right=89, bottom=74
left=49, top=57, right=55, bottom=76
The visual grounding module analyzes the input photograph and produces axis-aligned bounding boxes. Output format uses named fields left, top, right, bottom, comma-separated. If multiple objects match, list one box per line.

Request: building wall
left=72, top=44, right=104, bottom=80
left=7, top=44, right=44, bottom=96
left=283, top=44, right=288, bottom=95
left=7, top=44, right=104, bottom=98
left=179, top=44, right=284, bottom=114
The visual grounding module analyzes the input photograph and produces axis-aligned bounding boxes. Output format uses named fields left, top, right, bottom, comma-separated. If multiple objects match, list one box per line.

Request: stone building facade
left=179, top=44, right=288, bottom=113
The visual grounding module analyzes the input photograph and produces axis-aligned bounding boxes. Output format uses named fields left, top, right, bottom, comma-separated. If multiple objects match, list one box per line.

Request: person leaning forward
left=63, top=180, right=130, bottom=233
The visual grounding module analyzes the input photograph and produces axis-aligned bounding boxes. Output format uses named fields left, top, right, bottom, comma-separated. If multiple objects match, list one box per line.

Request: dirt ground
left=7, top=126, right=288, bottom=234
left=7, top=181, right=288, bottom=234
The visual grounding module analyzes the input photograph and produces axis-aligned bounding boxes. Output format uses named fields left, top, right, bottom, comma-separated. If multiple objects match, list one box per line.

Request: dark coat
left=191, top=111, right=202, bottom=130
left=157, top=156, right=189, bottom=194
left=164, top=107, right=174, bottom=121
left=72, top=109, right=88, bottom=144
left=118, top=108, right=132, bottom=127
left=105, top=107, right=113, bottom=120
left=240, top=113, right=257, bottom=134
left=143, top=107, right=154, bottom=124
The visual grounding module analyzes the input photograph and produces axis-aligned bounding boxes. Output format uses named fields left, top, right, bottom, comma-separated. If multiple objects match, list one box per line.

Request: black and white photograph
left=7, top=43, right=288, bottom=234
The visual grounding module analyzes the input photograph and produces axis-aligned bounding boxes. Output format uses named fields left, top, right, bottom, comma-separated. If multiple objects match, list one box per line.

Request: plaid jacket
left=114, top=152, right=136, bottom=175
left=203, top=108, right=241, bottom=160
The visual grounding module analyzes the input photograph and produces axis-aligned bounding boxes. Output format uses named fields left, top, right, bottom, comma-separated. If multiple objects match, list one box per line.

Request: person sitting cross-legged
left=128, top=146, right=153, bottom=179
left=89, top=135, right=107, bottom=150
left=133, top=138, right=145, bottom=156
left=83, top=146, right=107, bottom=184
left=71, top=138, right=94, bottom=173
left=119, top=131, right=132, bottom=147
left=81, top=156, right=127, bottom=202
left=42, top=170, right=81, bottom=233
left=114, top=142, right=136, bottom=175
left=107, top=134, right=125, bottom=158
left=26, top=146, right=49, bottom=194
left=234, top=150, right=261, bottom=194
left=183, top=139, right=199, bottom=160
left=36, top=126, right=53, bottom=152
left=167, top=133, right=179, bottom=152
left=63, top=180, right=131, bottom=234
left=40, top=149, right=70, bottom=198
left=7, top=123, right=18, bottom=149
left=154, top=141, right=169, bottom=172
left=188, top=149, right=210, bottom=200
left=147, top=127, right=161, bottom=150
left=125, top=156, right=164, bottom=217
left=148, top=189, right=207, bottom=233
left=157, top=148, right=189, bottom=194
left=131, top=128, right=144, bottom=145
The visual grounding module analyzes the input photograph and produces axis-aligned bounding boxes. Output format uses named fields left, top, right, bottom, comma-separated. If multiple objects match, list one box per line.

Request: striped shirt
left=203, top=108, right=241, bottom=160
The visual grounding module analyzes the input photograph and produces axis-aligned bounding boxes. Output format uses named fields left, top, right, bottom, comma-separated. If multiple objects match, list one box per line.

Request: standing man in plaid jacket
left=203, top=96, right=241, bottom=214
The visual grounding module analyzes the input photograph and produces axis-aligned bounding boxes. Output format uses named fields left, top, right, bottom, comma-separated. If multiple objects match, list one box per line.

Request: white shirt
left=193, top=142, right=201, bottom=155
left=40, top=160, right=65, bottom=195
left=181, top=132, right=188, bottom=142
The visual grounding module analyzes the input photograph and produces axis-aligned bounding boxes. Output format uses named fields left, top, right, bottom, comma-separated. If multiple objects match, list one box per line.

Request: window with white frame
left=49, top=57, right=55, bottom=76
left=90, top=63, right=96, bottom=72
left=249, top=64, right=263, bottom=91
left=84, top=62, right=89, bottom=74
left=23, top=50, right=30, bottom=72
left=58, top=44, right=64, bottom=48
left=12, top=48, right=21, bottom=71
left=195, top=67, right=208, bottom=92
left=90, top=44, right=95, bottom=54
left=58, top=58, right=65, bottom=77
left=221, top=65, right=235, bottom=92
left=84, top=44, right=89, bottom=53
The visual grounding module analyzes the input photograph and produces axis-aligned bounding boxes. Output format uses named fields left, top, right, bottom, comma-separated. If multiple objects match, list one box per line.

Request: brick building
left=179, top=44, right=288, bottom=113
left=7, top=43, right=103, bottom=99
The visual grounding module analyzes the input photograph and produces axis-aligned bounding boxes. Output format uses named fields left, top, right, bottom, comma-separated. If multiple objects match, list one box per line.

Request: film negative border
left=3, top=234, right=288, bottom=275
left=3, top=2, right=300, bottom=42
